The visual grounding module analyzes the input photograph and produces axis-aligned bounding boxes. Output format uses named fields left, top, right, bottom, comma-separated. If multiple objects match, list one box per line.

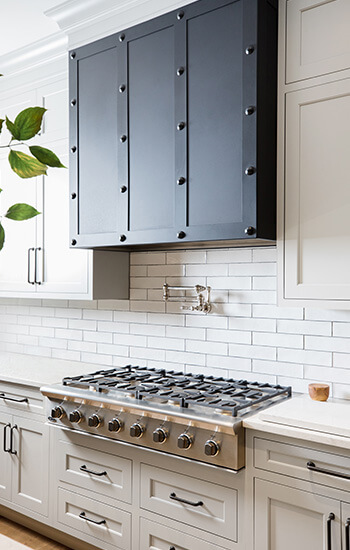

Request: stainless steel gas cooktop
left=41, top=365, right=291, bottom=471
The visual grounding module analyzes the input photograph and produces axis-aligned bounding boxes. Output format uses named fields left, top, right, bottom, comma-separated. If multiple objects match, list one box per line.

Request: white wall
left=0, top=245, right=349, bottom=399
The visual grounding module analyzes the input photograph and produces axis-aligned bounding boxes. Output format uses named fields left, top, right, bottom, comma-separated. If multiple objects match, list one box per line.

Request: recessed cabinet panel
left=284, top=79, right=350, bottom=300
left=286, top=0, right=350, bottom=83
left=187, top=2, right=243, bottom=228
left=128, top=26, right=175, bottom=232
left=255, top=479, right=341, bottom=550
left=0, top=414, right=12, bottom=502
left=76, top=40, right=119, bottom=236
left=342, top=503, right=350, bottom=550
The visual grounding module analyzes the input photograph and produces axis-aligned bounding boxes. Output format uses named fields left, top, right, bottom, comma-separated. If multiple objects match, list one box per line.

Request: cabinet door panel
left=127, top=25, right=175, bottom=234
left=284, top=79, right=350, bottom=300
left=0, top=413, right=12, bottom=502
left=255, top=479, right=341, bottom=550
left=342, top=502, right=350, bottom=550
left=286, top=0, right=350, bottom=83
left=11, top=416, right=49, bottom=516
left=72, top=36, right=120, bottom=240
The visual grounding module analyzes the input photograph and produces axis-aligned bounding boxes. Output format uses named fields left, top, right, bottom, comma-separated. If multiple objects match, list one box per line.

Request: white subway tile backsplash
left=2, top=245, right=350, bottom=398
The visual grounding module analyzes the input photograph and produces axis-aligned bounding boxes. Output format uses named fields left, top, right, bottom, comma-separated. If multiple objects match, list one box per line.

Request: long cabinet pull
left=27, top=248, right=35, bottom=285
left=169, top=492, right=204, bottom=507
left=307, top=461, right=350, bottom=480
left=34, top=247, right=43, bottom=285
left=346, top=518, right=350, bottom=550
left=9, top=425, right=17, bottom=455
left=3, top=423, right=10, bottom=453
left=327, top=513, right=335, bottom=550
left=80, top=465, right=107, bottom=477
left=79, top=511, right=106, bottom=525
left=0, top=393, right=28, bottom=404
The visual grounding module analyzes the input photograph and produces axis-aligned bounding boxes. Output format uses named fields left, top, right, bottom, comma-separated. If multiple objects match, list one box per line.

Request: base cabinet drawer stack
left=249, top=432, right=350, bottom=550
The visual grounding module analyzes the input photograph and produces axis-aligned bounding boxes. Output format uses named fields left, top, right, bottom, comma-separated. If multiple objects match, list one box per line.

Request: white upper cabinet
left=278, top=0, right=350, bottom=308
left=0, top=75, right=129, bottom=300
left=286, top=0, right=350, bottom=83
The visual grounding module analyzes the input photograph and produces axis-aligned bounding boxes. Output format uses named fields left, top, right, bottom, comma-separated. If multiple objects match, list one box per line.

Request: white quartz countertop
left=0, top=352, right=97, bottom=388
left=243, top=394, right=350, bottom=450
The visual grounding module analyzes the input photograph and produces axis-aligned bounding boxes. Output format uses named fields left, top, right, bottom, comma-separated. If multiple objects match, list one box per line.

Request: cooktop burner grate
left=62, top=365, right=292, bottom=417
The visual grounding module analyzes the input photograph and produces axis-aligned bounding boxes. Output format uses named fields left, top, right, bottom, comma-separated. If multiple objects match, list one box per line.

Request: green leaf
left=0, top=119, right=4, bottom=133
left=14, top=107, right=46, bottom=140
left=0, top=224, right=5, bottom=251
left=5, top=203, right=40, bottom=221
left=8, top=150, right=47, bottom=179
left=5, top=117, right=20, bottom=140
left=29, top=145, right=66, bottom=168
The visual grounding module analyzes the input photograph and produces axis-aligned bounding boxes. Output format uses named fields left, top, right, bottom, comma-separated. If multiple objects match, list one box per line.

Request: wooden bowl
left=308, top=383, right=330, bottom=402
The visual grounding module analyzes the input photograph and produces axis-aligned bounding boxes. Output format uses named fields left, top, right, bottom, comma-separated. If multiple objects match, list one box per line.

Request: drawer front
left=140, top=517, right=227, bottom=550
left=57, top=487, right=131, bottom=550
left=140, top=463, right=237, bottom=541
left=57, top=439, right=132, bottom=504
left=286, top=0, right=350, bottom=83
left=254, top=437, right=350, bottom=490
left=0, top=383, right=44, bottom=416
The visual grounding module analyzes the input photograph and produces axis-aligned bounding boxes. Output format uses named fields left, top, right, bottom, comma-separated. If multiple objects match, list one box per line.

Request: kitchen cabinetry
left=0, top=383, right=49, bottom=519
left=278, top=0, right=350, bottom=308
left=0, top=75, right=128, bottom=299
left=70, top=0, right=277, bottom=249
left=342, top=503, right=350, bottom=550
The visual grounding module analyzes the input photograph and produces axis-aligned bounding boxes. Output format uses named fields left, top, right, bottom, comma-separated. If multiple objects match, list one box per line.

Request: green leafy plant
left=0, top=105, right=65, bottom=251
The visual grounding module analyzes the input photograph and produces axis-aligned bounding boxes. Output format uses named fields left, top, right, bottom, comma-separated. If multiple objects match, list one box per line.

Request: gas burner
left=62, top=365, right=291, bottom=417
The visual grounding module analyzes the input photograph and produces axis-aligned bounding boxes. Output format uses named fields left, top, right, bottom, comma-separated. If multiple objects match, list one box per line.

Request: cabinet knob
left=71, top=192, right=77, bottom=199
left=119, top=234, right=127, bottom=242
left=119, top=33, right=125, bottom=42
left=245, top=45, right=255, bottom=55
left=177, top=122, right=186, bottom=131
left=119, top=84, right=126, bottom=93
left=120, top=186, right=127, bottom=193
left=245, top=166, right=256, bottom=176
left=120, top=135, right=127, bottom=143
left=177, top=231, right=186, bottom=239
left=177, top=10, right=184, bottom=20
left=177, top=67, right=185, bottom=77
left=70, top=99, right=77, bottom=107
left=245, top=226, right=256, bottom=236
left=71, top=239, right=77, bottom=246
left=70, top=51, right=76, bottom=60
left=71, top=146, right=77, bottom=153
left=177, top=177, right=186, bottom=186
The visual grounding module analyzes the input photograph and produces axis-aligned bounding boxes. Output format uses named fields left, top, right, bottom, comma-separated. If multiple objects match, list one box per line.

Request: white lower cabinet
left=0, top=413, right=12, bottom=502
left=254, top=478, right=341, bottom=550
left=342, top=502, right=350, bottom=550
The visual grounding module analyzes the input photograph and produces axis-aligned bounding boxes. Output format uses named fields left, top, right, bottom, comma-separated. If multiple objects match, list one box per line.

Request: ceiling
left=0, top=0, right=65, bottom=56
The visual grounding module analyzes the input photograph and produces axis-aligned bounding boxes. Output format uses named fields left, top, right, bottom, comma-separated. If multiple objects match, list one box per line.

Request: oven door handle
left=307, top=461, right=350, bottom=480
left=169, top=492, right=204, bottom=507
left=80, top=465, right=107, bottom=477
left=79, top=511, right=106, bottom=525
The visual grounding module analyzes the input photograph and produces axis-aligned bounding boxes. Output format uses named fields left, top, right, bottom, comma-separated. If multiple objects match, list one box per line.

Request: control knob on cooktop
left=69, top=410, right=83, bottom=423
left=204, top=440, right=220, bottom=456
left=130, top=423, right=145, bottom=438
left=51, top=406, right=64, bottom=419
left=153, top=427, right=168, bottom=444
left=177, top=433, right=193, bottom=449
left=108, top=418, right=124, bottom=433
left=88, top=414, right=102, bottom=428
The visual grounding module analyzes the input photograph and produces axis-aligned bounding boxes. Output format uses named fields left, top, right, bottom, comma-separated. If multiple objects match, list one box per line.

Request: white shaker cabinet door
left=286, top=0, right=350, bottom=83
left=283, top=78, right=350, bottom=303
left=255, top=479, right=341, bottom=550
left=11, top=416, right=49, bottom=517
left=342, top=503, right=350, bottom=550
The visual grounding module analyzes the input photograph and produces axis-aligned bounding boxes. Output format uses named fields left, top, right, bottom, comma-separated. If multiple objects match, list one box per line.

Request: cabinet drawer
left=140, top=517, right=227, bottom=550
left=140, top=463, right=237, bottom=541
left=0, top=383, right=44, bottom=416
left=286, top=0, right=350, bottom=83
left=57, top=438, right=132, bottom=504
left=254, top=437, right=350, bottom=490
left=57, top=487, right=131, bottom=550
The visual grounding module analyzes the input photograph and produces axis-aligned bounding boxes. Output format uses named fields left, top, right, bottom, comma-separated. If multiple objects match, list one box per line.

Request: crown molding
left=0, top=32, right=67, bottom=78
left=46, top=0, right=194, bottom=48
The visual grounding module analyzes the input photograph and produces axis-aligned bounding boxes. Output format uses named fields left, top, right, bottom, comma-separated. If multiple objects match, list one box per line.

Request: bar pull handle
left=0, top=393, right=28, bottom=403
left=27, top=248, right=35, bottom=284
left=79, top=511, right=106, bottom=525
left=34, top=247, right=43, bottom=285
left=3, top=423, right=10, bottom=453
left=346, top=518, right=350, bottom=550
left=169, top=492, right=203, bottom=507
left=327, top=513, right=335, bottom=550
left=9, top=425, right=17, bottom=455
left=80, top=465, right=107, bottom=477
left=307, top=461, right=350, bottom=480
